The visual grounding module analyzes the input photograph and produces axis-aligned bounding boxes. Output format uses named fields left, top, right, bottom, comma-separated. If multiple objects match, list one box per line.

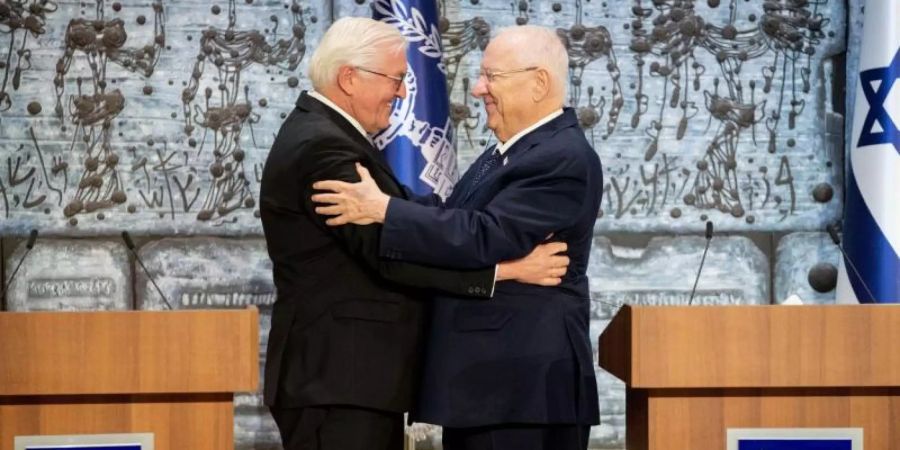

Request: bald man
left=313, top=26, right=603, bottom=450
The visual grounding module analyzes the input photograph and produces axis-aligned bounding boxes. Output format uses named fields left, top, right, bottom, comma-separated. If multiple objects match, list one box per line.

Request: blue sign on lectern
left=25, top=446, right=142, bottom=450
left=728, top=428, right=863, bottom=450
left=15, top=433, right=153, bottom=450
left=738, top=440, right=852, bottom=450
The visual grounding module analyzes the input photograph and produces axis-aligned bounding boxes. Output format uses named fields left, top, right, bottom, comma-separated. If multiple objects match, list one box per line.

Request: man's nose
left=397, top=80, right=408, bottom=99
left=471, top=76, right=489, bottom=97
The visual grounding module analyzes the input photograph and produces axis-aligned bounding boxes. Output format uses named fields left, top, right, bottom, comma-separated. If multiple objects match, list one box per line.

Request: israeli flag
left=836, top=0, right=900, bottom=303
left=373, top=0, right=458, bottom=198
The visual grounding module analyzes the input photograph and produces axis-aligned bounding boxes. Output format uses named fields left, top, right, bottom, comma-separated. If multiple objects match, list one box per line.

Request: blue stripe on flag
left=843, top=163, right=900, bottom=303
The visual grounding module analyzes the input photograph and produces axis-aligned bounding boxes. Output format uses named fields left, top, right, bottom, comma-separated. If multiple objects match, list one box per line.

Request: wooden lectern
left=0, top=308, right=259, bottom=450
left=598, top=305, right=900, bottom=450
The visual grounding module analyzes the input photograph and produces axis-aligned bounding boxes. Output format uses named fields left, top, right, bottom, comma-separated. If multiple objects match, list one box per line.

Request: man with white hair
left=260, top=18, right=570, bottom=450
left=313, top=25, right=603, bottom=450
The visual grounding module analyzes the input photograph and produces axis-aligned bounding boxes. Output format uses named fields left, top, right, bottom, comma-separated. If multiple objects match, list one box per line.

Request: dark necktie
left=469, top=147, right=502, bottom=190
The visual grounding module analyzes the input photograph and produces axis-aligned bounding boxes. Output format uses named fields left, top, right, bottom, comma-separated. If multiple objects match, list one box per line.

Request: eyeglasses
left=355, top=66, right=407, bottom=90
left=478, top=66, right=539, bottom=83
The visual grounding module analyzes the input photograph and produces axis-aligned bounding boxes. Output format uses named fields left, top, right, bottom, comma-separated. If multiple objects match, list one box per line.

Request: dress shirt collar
left=496, top=108, right=564, bottom=156
left=308, top=90, right=372, bottom=144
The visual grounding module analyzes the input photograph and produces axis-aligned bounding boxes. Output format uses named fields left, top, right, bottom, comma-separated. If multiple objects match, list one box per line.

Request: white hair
left=308, top=17, right=407, bottom=91
left=495, top=25, right=569, bottom=99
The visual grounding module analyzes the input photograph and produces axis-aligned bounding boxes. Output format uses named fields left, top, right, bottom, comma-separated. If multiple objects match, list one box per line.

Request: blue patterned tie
left=469, top=146, right=502, bottom=189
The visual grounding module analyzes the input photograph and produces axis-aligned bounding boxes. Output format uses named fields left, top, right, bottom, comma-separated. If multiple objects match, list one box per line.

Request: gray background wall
left=0, top=0, right=861, bottom=448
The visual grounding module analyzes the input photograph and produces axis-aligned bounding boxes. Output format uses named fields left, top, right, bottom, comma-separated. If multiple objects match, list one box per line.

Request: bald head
left=471, top=25, right=570, bottom=141
left=490, top=26, right=569, bottom=102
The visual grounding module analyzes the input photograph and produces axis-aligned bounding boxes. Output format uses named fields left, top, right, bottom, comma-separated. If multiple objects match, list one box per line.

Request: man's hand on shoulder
left=312, top=163, right=391, bottom=226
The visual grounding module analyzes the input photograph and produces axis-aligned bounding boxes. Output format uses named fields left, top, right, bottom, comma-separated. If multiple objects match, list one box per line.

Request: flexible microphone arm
left=688, top=221, right=714, bottom=306
left=0, top=230, right=39, bottom=305
left=121, top=231, right=174, bottom=310
left=827, top=222, right=877, bottom=302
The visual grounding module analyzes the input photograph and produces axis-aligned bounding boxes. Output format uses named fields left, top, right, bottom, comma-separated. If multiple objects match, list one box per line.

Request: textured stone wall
left=1, top=0, right=856, bottom=449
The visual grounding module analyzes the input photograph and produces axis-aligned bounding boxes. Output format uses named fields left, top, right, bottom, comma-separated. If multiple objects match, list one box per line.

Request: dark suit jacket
left=379, top=108, right=603, bottom=427
left=259, top=91, right=495, bottom=412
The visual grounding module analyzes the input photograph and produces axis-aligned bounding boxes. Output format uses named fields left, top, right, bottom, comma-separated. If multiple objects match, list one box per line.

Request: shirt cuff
left=490, top=265, right=497, bottom=298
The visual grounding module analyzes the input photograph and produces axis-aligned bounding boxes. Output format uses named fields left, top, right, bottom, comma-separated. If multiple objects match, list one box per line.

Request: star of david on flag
left=372, top=0, right=458, bottom=199
left=836, top=0, right=900, bottom=303
left=856, top=48, right=900, bottom=153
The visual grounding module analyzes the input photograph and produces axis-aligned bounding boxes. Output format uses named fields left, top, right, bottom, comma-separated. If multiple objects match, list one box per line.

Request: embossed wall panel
left=337, top=0, right=846, bottom=233
left=4, top=238, right=131, bottom=311
left=774, top=231, right=840, bottom=304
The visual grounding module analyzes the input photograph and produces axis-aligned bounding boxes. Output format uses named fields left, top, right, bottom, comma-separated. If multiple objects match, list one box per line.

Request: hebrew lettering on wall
left=0, top=0, right=328, bottom=236
left=0, top=1, right=57, bottom=117
left=3, top=0, right=845, bottom=235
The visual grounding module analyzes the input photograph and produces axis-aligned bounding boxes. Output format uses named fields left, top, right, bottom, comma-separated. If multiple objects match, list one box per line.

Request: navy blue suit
left=379, top=108, right=603, bottom=429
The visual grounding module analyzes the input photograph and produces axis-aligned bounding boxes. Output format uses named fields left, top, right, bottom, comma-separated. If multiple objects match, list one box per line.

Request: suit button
left=468, top=287, right=475, bottom=294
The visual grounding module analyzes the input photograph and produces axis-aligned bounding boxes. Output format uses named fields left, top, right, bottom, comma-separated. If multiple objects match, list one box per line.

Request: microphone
left=1, top=230, right=39, bottom=304
left=26, top=229, right=38, bottom=249
left=121, top=231, right=174, bottom=310
left=688, top=221, right=714, bottom=306
left=826, top=222, right=877, bottom=302
left=591, top=297, right=625, bottom=316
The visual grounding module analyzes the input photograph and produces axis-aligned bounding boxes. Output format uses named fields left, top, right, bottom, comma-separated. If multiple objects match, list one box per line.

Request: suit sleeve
left=379, top=153, right=589, bottom=269
left=402, top=186, right=445, bottom=207
left=303, top=142, right=494, bottom=298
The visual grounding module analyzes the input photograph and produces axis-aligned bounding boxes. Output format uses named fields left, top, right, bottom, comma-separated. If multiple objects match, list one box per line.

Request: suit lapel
left=456, top=108, right=579, bottom=205
left=296, top=91, right=404, bottom=194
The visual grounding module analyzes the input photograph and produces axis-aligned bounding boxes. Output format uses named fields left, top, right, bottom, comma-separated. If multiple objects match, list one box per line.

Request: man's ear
left=532, top=68, right=551, bottom=102
left=337, top=65, right=356, bottom=96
